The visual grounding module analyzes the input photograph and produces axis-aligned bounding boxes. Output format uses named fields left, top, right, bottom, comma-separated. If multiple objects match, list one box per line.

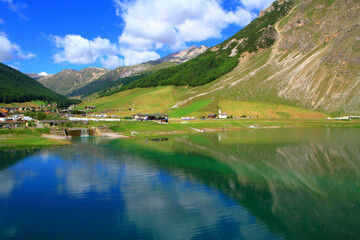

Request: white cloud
left=49, top=0, right=273, bottom=68
left=51, top=34, right=161, bottom=67
left=120, top=49, right=160, bottom=66
left=0, top=33, right=14, bottom=61
left=38, top=71, right=48, bottom=76
left=240, top=0, right=275, bottom=11
left=53, top=34, right=119, bottom=65
left=115, top=0, right=256, bottom=53
left=100, top=55, right=124, bottom=69
left=17, top=51, right=35, bottom=59
left=0, top=32, right=35, bottom=62
left=0, top=18, right=4, bottom=24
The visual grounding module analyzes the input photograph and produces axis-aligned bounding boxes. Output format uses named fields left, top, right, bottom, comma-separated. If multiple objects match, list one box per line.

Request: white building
left=218, top=109, right=227, bottom=119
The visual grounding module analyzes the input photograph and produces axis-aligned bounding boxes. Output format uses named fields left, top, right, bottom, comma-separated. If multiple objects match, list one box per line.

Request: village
left=0, top=103, right=233, bottom=129
left=3, top=102, right=360, bottom=131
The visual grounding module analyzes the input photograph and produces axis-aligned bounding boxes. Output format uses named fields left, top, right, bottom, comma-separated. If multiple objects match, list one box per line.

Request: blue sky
left=0, top=0, right=274, bottom=75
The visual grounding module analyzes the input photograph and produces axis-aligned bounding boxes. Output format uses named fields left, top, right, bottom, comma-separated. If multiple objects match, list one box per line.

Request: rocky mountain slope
left=215, top=0, right=360, bottom=114
left=39, top=45, right=207, bottom=97
left=116, top=0, right=293, bottom=90
left=81, top=0, right=360, bottom=116
left=149, top=45, right=208, bottom=64
left=69, top=45, right=208, bottom=97
left=38, top=67, right=110, bottom=96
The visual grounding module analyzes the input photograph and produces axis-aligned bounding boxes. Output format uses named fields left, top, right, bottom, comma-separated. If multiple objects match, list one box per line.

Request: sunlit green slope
left=78, top=0, right=359, bottom=116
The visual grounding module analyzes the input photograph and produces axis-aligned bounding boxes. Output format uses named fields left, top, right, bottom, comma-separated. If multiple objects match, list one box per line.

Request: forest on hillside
left=0, top=63, right=78, bottom=108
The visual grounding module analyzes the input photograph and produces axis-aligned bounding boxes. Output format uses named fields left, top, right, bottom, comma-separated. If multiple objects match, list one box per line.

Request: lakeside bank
left=1, top=118, right=359, bottom=151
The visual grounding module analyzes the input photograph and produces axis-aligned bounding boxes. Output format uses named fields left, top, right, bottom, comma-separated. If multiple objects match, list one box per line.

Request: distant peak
left=60, top=69, right=77, bottom=74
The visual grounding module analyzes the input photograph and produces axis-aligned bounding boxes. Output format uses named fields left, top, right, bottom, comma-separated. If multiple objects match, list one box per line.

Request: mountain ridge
left=77, top=0, right=360, bottom=116
left=38, top=67, right=110, bottom=96
left=38, top=45, right=208, bottom=97
left=68, top=45, right=208, bottom=97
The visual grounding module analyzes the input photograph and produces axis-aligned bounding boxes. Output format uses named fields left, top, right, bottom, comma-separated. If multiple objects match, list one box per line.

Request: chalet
left=208, top=114, right=217, bottom=119
left=219, top=113, right=227, bottom=119
left=85, top=106, right=96, bottom=110
left=132, top=113, right=147, bottom=121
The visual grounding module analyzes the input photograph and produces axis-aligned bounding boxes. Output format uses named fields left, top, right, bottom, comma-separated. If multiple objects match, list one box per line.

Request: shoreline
left=1, top=119, right=359, bottom=150
left=94, top=118, right=360, bottom=138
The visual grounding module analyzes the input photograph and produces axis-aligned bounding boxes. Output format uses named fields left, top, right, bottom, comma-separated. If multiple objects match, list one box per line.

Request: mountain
left=38, top=67, right=110, bottom=96
left=38, top=46, right=207, bottom=98
left=117, top=1, right=292, bottom=90
left=0, top=63, right=76, bottom=107
left=26, top=73, right=48, bottom=80
left=215, top=0, right=360, bottom=114
left=68, top=45, right=208, bottom=97
left=78, top=0, right=360, bottom=116
left=149, top=45, right=208, bottom=64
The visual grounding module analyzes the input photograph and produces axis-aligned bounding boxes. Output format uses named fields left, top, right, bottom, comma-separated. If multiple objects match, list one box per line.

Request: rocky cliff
left=150, top=45, right=208, bottom=64
left=38, top=67, right=110, bottom=96
left=188, top=0, right=360, bottom=114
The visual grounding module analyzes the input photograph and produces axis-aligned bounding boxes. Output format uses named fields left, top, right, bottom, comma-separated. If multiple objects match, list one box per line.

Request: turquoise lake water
left=0, top=128, right=360, bottom=239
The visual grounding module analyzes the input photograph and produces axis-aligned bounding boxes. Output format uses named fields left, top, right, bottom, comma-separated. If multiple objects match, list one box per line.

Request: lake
left=0, top=128, right=359, bottom=239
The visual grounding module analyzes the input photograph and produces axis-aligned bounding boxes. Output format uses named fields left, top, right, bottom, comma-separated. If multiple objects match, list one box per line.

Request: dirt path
left=42, top=134, right=69, bottom=140
left=99, top=133, right=128, bottom=139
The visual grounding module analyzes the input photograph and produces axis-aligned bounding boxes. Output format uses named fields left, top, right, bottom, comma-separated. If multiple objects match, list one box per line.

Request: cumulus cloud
left=0, top=32, right=35, bottom=62
left=100, top=55, right=124, bottom=69
left=38, top=72, right=48, bottom=76
left=49, top=0, right=274, bottom=67
left=53, top=34, right=120, bottom=65
left=115, top=0, right=256, bottom=53
left=51, top=34, right=161, bottom=68
left=120, top=49, right=160, bottom=66
left=240, top=0, right=275, bottom=11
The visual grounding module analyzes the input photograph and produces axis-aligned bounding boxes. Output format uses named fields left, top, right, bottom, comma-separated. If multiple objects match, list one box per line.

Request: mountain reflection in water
left=0, top=128, right=359, bottom=240
left=125, top=128, right=360, bottom=240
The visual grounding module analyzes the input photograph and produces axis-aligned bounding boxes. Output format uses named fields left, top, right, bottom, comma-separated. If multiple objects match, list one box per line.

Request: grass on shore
left=90, top=118, right=360, bottom=137
left=1, top=118, right=358, bottom=150
left=0, top=128, right=70, bottom=151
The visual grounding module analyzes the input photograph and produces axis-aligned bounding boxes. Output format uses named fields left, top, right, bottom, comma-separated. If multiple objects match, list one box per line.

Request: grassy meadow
left=0, top=100, right=46, bottom=108
left=78, top=85, right=328, bottom=119
left=0, top=128, right=70, bottom=151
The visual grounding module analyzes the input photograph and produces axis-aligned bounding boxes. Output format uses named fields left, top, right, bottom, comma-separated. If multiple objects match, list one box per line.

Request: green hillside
left=113, top=0, right=294, bottom=92
left=0, top=63, right=76, bottom=107
left=74, top=0, right=360, bottom=117
left=77, top=85, right=327, bottom=119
